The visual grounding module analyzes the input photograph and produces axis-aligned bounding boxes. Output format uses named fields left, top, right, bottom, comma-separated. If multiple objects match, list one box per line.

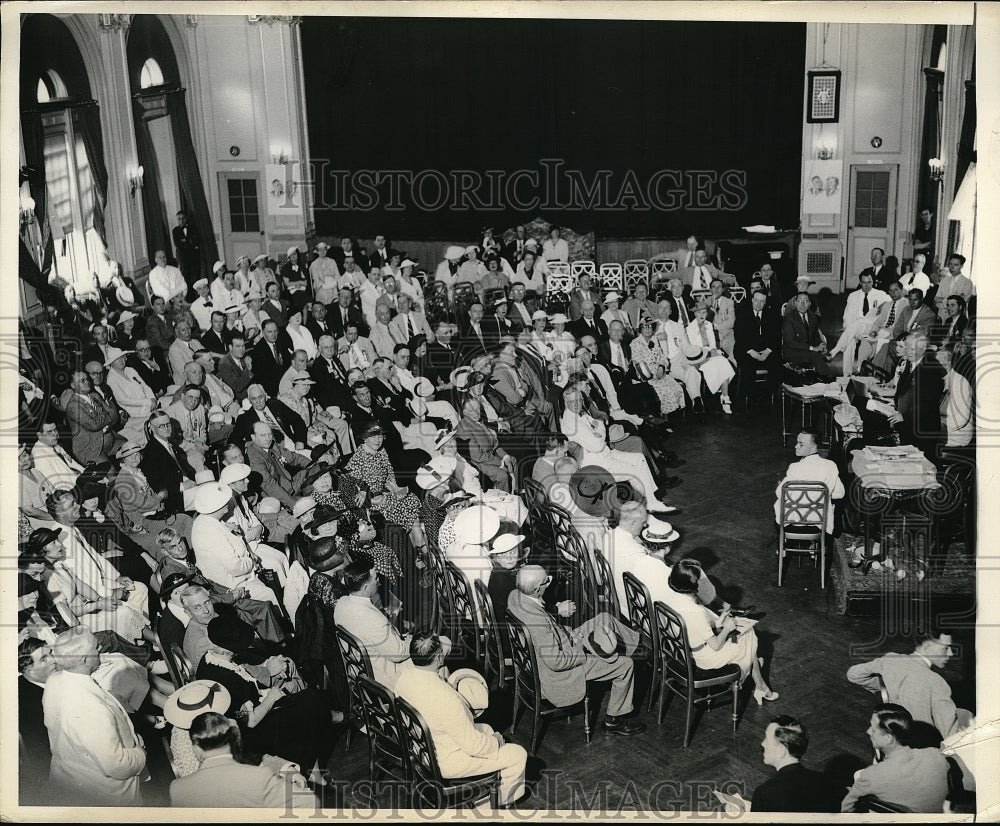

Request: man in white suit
left=388, top=293, right=434, bottom=345
left=826, top=272, right=890, bottom=375
left=680, top=249, right=736, bottom=291
left=337, top=324, right=378, bottom=372
left=43, top=628, right=148, bottom=806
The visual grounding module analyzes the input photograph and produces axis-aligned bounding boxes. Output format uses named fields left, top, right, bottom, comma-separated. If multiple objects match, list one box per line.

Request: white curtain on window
left=947, top=161, right=976, bottom=280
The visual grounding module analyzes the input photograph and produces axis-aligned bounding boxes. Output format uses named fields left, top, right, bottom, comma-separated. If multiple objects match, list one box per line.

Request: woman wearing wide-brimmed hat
left=630, top=316, right=685, bottom=415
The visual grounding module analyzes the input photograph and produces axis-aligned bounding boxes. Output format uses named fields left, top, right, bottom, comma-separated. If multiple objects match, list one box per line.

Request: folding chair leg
left=731, top=681, right=739, bottom=733
left=646, top=662, right=661, bottom=712
left=683, top=695, right=695, bottom=747
left=530, top=704, right=543, bottom=757
left=583, top=695, right=592, bottom=744
left=508, top=687, right=521, bottom=739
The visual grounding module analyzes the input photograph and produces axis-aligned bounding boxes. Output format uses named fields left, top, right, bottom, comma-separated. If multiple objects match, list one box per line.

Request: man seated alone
left=773, top=427, right=844, bottom=536
left=394, top=632, right=528, bottom=807
left=334, top=559, right=451, bottom=691
left=507, top=564, right=646, bottom=735
left=840, top=703, right=949, bottom=813
left=846, top=629, right=973, bottom=740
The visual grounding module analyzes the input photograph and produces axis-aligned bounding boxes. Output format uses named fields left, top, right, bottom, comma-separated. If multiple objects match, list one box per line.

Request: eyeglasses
left=136, top=346, right=151, bottom=352
left=153, top=420, right=172, bottom=429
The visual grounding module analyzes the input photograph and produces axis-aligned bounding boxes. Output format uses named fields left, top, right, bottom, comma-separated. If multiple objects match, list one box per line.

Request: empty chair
left=729, top=286, right=747, bottom=304
left=777, top=481, right=831, bottom=588
left=395, top=696, right=501, bottom=809
left=623, top=260, right=650, bottom=295
left=599, top=263, right=624, bottom=293
left=547, top=261, right=571, bottom=279
left=653, top=601, right=741, bottom=747
left=506, top=612, right=591, bottom=756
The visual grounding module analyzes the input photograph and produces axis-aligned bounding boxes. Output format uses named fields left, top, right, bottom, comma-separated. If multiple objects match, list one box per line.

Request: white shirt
left=944, top=369, right=973, bottom=447
left=191, top=513, right=258, bottom=591
left=190, top=296, right=215, bottom=331
left=541, top=237, right=569, bottom=262
left=899, top=271, right=931, bottom=296
left=334, top=594, right=413, bottom=690
left=149, top=264, right=186, bottom=301
left=286, top=325, right=318, bottom=360
left=31, top=442, right=84, bottom=489
left=211, top=280, right=243, bottom=311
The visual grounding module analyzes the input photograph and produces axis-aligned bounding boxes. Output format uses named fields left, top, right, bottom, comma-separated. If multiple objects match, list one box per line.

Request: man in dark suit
left=567, top=275, right=603, bottom=321
left=142, top=410, right=197, bottom=514
left=198, top=311, right=232, bottom=355
left=328, top=288, right=368, bottom=340
left=331, top=236, right=369, bottom=273
left=367, top=234, right=392, bottom=271
left=858, top=247, right=892, bottom=294
left=566, top=301, right=609, bottom=343
left=782, top=293, right=832, bottom=376
left=502, top=225, right=530, bottom=269
left=309, top=334, right=352, bottom=409
left=663, top=278, right=694, bottom=326
left=171, top=210, right=202, bottom=287
left=127, top=339, right=171, bottom=397
left=250, top=319, right=293, bottom=397
left=734, top=290, right=783, bottom=401
left=506, top=282, right=535, bottom=334
left=891, top=333, right=945, bottom=457
left=459, top=302, right=490, bottom=362
left=232, top=383, right=306, bottom=448
left=305, top=301, right=335, bottom=342
left=426, top=320, right=459, bottom=385
left=751, top=716, right=837, bottom=812
left=933, top=295, right=969, bottom=347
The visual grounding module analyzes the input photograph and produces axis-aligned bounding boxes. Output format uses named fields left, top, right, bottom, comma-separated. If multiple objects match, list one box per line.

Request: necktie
left=405, top=314, right=413, bottom=340
left=863, top=294, right=870, bottom=315
left=680, top=304, right=689, bottom=325
left=687, top=253, right=694, bottom=268
left=801, top=313, right=808, bottom=327
left=699, top=321, right=710, bottom=347
left=885, top=302, right=897, bottom=328
left=274, top=345, right=282, bottom=367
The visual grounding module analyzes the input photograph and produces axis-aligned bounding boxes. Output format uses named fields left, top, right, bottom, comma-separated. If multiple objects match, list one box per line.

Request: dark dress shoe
left=729, top=605, right=756, bottom=616
left=732, top=609, right=766, bottom=621
left=602, top=717, right=647, bottom=736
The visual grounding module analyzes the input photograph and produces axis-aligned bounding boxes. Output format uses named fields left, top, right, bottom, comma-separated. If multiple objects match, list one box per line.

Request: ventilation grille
left=806, top=251, right=834, bottom=276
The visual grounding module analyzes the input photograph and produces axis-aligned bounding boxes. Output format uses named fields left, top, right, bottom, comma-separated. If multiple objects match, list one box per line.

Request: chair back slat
left=356, top=675, right=408, bottom=779
left=623, top=260, right=649, bottom=294
left=779, top=481, right=830, bottom=526
left=427, top=538, right=453, bottom=635
left=653, top=601, right=694, bottom=685
left=650, top=260, right=677, bottom=276
left=396, top=695, right=444, bottom=785
left=571, top=260, right=597, bottom=280
left=730, top=287, right=747, bottom=304
left=547, top=261, right=571, bottom=278
left=474, top=578, right=505, bottom=685
left=506, top=612, right=540, bottom=703
left=622, top=571, right=656, bottom=647
left=336, top=625, right=375, bottom=726
left=170, top=643, right=194, bottom=685
left=546, top=272, right=575, bottom=295
left=599, top=263, right=624, bottom=292
left=591, top=548, right=621, bottom=619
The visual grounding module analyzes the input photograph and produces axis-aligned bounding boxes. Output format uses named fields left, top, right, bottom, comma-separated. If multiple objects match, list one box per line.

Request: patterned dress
left=630, top=334, right=685, bottom=414
left=344, top=447, right=420, bottom=529
left=349, top=539, right=402, bottom=585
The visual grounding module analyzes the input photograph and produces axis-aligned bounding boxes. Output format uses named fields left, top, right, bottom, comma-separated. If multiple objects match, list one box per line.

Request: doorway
left=846, top=165, right=898, bottom=289
left=219, top=173, right=265, bottom=265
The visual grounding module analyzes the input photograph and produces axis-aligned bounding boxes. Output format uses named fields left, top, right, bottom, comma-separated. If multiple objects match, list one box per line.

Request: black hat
left=160, top=572, right=195, bottom=602
left=26, top=527, right=63, bottom=555
left=207, top=613, right=255, bottom=655
left=308, top=503, right=343, bottom=532
left=307, top=536, right=349, bottom=573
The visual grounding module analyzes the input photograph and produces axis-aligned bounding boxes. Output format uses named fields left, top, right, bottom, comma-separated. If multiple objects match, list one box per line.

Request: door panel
left=218, top=173, right=264, bottom=265
left=846, top=165, right=897, bottom=289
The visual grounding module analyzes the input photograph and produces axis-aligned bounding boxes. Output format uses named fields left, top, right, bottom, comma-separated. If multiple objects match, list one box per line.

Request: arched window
left=139, top=58, right=165, bottom=90
left=36, top=69, right=69, bottom=103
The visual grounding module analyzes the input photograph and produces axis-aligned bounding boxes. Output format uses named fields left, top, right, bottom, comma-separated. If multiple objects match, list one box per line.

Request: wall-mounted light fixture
left=928, top=157, right=945, bottom=183
left=19, top=193, right=36, bottom=229
left=127, top=164, right=145, bottom=196
left=271, top=146, right=290, bottom=165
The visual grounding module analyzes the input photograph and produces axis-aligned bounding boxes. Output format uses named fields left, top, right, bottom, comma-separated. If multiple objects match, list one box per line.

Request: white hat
left=454, top=505, right=501, bottom=546
left=315, top=241, right=330, bottom=250
left=194, top=481, right=232, bottom=514
left=548, top=313, right=568, bottom=325
left=604, top=291, right=622, bottom=304
left=489, top=533, right=526, bottom=556
left=213, top=261, right=226, bottom=275
left=258, top=497, right=281, bottom=514
left=415, top=455, right=458, bottom=490
left=447, top=668, right=489, bottom=716
left=194, top=469, right=216, bottom=485
left=247, top=285, right=265, bottom=302
left=400, top=258, right=417, bottom=269
left=412, top=377, right=435, bottom=399
left=524, top=238, right=539, bottom=248
left=450, top=366, right=474, bottom=391
left=464, top=245, right=479, bottom=256
left=224, top=303, right=246, bottom=314
left=115, top=442, right=142, bottom=459
left=291, top=371, right=316, bottom=385
left=292, top=496, right=318, bottom=519
left=253, top=253, right=269, bottom=265
left=531, top=309, right=548, bottom=321
left=193, top=278, right=209, bottom=290
left=116, top=310, right=139, bottom=327
left=235, top=254, right=250, bottom=266
left=444, top=245, right=466, bottom=261
left=116, top=285, right=136, bottom=306
left=287, top=245, right=300, bottom=257
left=795, top=276, right=816, bottom=285
left=163, top=680, right=232, bottom=730
left=103, top=346, right=131, bottom=366
left=219, top=462, right=251, bottom=485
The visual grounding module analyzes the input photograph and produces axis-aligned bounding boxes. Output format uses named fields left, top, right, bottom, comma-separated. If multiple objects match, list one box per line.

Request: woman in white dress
left=457, top=245, right=488, bottom=292
left=547, top=314, right=577, bottom=363
left=685, top=303, right=735, bottom=414
left=629, top=318, right=685, bottom=414
left=310, top=242, right=341, bottom=305
left=396, top=258, right=424, bottom=311
left=666, top=560, right=778, bottom=705
left=285, top=310, right=318, bottom=361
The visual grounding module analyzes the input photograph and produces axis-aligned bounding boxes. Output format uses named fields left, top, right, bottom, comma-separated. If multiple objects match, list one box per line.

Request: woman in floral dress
left=629, top=317, right=685, bottom=414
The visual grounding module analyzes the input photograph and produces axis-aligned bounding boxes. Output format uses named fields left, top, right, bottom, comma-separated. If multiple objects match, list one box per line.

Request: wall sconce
left=271, top=146, right=289, bottom=165
left=928, top=157, right=945, bottom=183
left=127, top=164, right=145, bottom=196
left=816, top=145, right=835, bottom=160
left=19, top=193, right=36, bottom=229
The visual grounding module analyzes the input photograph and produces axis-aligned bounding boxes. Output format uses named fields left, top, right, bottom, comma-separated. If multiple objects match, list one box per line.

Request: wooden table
left=780, top=383, right=840, bottom=446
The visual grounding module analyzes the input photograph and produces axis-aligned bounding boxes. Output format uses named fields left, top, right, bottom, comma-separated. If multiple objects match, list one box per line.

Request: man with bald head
left=507, top=565, right=646, bottom=735
left=567, top=300, right=609, bottom=343
left=42, top=628, right=147, bottom=805
left=168, top=318, right=202, bottom=385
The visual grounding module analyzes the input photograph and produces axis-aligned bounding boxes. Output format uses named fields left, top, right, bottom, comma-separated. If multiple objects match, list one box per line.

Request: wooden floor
left=307, top=404, right=976, bottom=815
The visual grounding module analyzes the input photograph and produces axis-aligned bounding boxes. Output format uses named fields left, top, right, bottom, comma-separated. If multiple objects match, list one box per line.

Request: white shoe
left=652, top=501, right=678, bottom=514
left=721, top=399, right=732, bottom=414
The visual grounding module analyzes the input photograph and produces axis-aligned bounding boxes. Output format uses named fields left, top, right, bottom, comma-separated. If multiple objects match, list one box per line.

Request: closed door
left=846, top=165, right=897, bottom=289
left=218, top=173, right=264, bottom=264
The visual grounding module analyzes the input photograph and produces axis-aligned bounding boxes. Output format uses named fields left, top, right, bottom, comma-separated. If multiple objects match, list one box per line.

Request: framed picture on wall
left=806, top=70, right=841, bottom=123
left=803, top=159, right=843, bottom=215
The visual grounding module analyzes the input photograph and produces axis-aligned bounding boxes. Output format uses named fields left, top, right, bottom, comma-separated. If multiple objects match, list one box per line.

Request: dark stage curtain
left=165, top=89, right=220, bottom=276
left=954, top=79, right=975, bottom=196
left=20, top=109, right=55, bottom=277
left=917, top=68, right=943, bottom=214
left=72, top=103, right=109, bottom=247
left=133, top=96, right=173, bottom=267
left=302, top=18, right=806, bottom=239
